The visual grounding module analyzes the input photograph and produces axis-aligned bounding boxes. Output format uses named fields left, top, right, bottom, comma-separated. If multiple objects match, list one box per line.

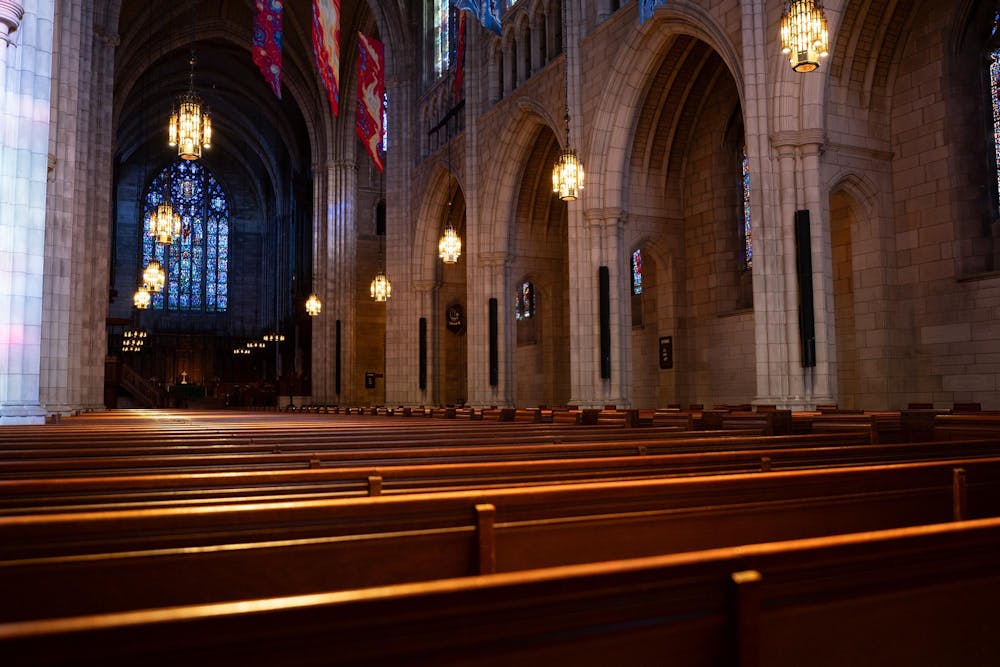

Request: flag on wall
left=357, top=32, right=385, bottom=172
left=252, top=1, right=283, bottom=98
left=451, top=0, right=501, bottom=36
left=454, top=10, right=467, bottom=103
left=639, top=0, right=667, bottom=24
left=312, top=0, right=341, bottom=117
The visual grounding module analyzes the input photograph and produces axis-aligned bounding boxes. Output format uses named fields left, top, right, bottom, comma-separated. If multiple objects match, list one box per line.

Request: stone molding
left=770, top=129, right=826, bottom=152
left=0, top=0, right=23, bottom=45
left=480, top=252, right=512, bottom=268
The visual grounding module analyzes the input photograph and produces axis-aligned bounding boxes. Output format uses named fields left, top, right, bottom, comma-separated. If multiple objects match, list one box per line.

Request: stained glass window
left=991, top=15, right=1000, bottom=213
left=433, top=0, right=452, bottom=77
left=381, top=91, right=389, bottom=154
left=741, top=147, right=752, bottom=270
left=142, top=159, right=229, bottom=312
left=631, top=248, right=643, bottom=295
left=515, top=280, right=535, bottom=320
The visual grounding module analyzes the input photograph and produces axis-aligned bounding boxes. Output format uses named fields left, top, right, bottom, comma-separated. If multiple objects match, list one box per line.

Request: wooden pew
left=3, top=517, right=995, bottom=666
left=0, top=458, right=998, bottom=622
left=3, top=438, right=1000, bottom=514
left=934, top=413, right=1000, bottom=440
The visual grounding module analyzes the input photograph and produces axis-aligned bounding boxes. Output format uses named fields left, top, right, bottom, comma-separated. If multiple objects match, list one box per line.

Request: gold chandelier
left=133, top=285, right=151, bottom=309
left=552, top=146, right=584, bottom=202
left=370, top=271, right=391, bottom=302
left=143, top=260, right=166, bottom=293
left=438, top=225, right=462, bottom=264
left=149, top=201, right=182, bottom=244
left=168, top=53, right=212, bottom=160
left=780, top=0, right=829, bottom=73
left=305, top=293, right=322, bottom=317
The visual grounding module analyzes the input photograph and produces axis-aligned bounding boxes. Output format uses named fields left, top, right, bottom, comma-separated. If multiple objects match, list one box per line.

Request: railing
left=120, top=364, right=163, bottom=408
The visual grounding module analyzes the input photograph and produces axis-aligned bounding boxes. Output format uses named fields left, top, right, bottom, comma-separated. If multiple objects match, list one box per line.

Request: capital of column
left=328, top=159, right=357, bottom=173
left=770, top=129, right=826, bottom=154
left=413, top=279, right=440, bottom=294
left=0, top=0, right=23, bottom=46
left=583, top=207, right=627, bottom=230
left=480, top=252, right=512, bottom=268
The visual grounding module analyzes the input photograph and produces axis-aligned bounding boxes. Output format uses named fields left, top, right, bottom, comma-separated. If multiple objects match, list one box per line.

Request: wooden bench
left=0, top=457, right=997, bottom=623
left=4, top=517, right=994, bottom=665
left=935, top=413, right=1000, bottom=440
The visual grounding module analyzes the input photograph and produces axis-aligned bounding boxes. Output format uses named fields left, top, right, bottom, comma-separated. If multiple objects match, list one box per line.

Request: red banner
left=356, top=32, right=385, bottom=172
left=252, top=1, right=283, bottom=98
left=312, top=0, right=341, bottom=117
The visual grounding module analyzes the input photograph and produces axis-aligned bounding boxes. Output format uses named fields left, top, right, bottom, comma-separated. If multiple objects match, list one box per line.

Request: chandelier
left=263, top=332, right=285, bottom=343
left=233, top=347, right=250, bottom=355
left=133, top=285, right=152, bottom=310
left=143, top=260, right=166, bottom=293
left=149, top=201, right=182, bottom=244
left=552, top=145, right=584, bottom=202
left=168, top=49, right=212, bottom=160
left=780, top=0, right=829, bottom=73
left=370, top=271, right=391, bottom=302
left=305, top=293, right=322, bottom=317
left=438, top=225, right=462, bottom=264
left=247, top=340, right=266, bottom=349
left=122, top=329, right=147, bottom=353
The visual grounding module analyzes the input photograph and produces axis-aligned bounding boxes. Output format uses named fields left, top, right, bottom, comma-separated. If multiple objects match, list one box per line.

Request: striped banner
left=312, top=0, right=341, bottom=117
left=356, top=32, right=385, bottom=172
left=252, top=0, right=283, bottom=98
left=451, top=0, right=501, bottom=36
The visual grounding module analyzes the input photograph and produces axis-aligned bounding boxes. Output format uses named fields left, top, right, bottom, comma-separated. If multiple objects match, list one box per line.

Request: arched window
left=430, top=0, right=455, bottom=78
left=142, top=159, right=229, bottom=312
left=515, top=280, right=535, bottom=320
left=631, top=248, right=643, bottom=295
left=741, top=146, right=752, bottom=271
left=990, top=12, right=1000, bottom=213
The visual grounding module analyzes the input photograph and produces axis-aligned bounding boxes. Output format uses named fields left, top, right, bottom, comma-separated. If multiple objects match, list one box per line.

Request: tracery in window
left=142, top=159, right=229, bottom=312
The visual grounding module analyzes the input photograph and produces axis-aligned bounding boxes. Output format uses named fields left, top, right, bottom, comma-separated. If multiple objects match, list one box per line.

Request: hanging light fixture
left=168, top=1, right=212, bottom=160
left=133, top=285, right=152, bottom=310
left=263, top=332, right=286, bottom=343
left=305, top=293, right=322, bottom=317
left=370, top=271, right=392, bottom=302
left=438, top=225, right=462, bottom=264
left=149, top=201, right=182, bottom=244
left=552, top=0, right=584, bottom=202
left=143, top=260, right=166, bottom=293
left=780, top=0, right=829, bottom=73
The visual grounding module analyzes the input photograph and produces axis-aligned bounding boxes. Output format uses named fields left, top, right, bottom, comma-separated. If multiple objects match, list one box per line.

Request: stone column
left=473, top=252, right=512, bottom=407
left=309, top=161, right=330, bottom=402
left=0, top=1, right=54, bottom=424
left=413, top=279, right=439, bottom=406
left=325, top=159, right=357, bottom=405
left=774, top=140, right=804, bottom=405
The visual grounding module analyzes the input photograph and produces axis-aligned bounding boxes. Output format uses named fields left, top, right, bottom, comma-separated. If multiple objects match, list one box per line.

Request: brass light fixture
left=168, top=1, right=212, bottom=160
left=143, top=260, right=166, bottom=293
left=305, top=293, right=322, bottom=317
left=149, top=201, right=182, bottom=244
left=438, top=225, right=461, bottom=264
left=263, top=332, right=285, bottom=343
left=780, top=0, right=829, bottom=73
left=552, top=1, right=584, bottom=202
left=370, top=271, right=391, bottom=302
left=133, top=285, right=152, bottom=309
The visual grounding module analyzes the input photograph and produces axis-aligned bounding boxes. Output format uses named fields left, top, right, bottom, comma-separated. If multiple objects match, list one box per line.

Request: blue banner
left=451, top=0, right=501, bottom=36
left=639, top=0, right=666, bottom=24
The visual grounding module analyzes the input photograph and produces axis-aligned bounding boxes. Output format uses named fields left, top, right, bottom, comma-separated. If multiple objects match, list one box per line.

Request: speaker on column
left=418, top=317, right=427, bottom=390
left=599, top=266, right=611, bottom=379
left=488, top=298, right=499, bottom=387
left=335, top=319, right=342, bottom=395
left=794, top=210, right=816, bottom=367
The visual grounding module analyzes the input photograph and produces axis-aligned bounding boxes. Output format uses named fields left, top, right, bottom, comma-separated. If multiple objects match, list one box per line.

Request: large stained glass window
left=741, top=146, right=752, bottom=270
left=381, top=91, right=389, bottom=154
left=142, top=159, right=229, bottom=312
left=991, top=13, right=1000, bottom=212
left=515, top=280, right=535, bottom=320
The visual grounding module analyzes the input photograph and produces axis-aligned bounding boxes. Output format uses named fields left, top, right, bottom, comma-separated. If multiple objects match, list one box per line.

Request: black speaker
left=599, top=266, right=611, bottom=379
left=418, top=317, right=427, bottom=390
left=488, top=298, right=498, bottom=386
left=335, top=319, right=342, bottom=395
left=794, top=210, right=816, bottom=367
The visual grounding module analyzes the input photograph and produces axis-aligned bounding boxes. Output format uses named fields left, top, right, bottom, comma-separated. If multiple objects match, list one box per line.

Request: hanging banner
left=312, top=0, right=341, bottom=116
left=454, top=10, right=466, bottom=103
left=639, top=0, right=667, bottom=24
left=451, top=0, right=501, bottom=36
left=357, top=32, right=385, bottom=172
left=252, top=0, right=283, bottom=98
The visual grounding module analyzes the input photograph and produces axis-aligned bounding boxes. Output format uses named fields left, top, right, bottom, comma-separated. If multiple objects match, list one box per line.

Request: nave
left=1, top=407, right=1000, bottom=665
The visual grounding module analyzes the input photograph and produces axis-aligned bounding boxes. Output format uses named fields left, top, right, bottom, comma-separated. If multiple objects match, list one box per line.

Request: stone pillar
left=309, top=161, right=329, bottom=402
left=473, top=252, right=512, bottom=407
left=774, top=140, right=804, bottom=404
left=0, top=0, right=53, bottom=424
left=413, top=279, right=439, bottom=406
left=324, top=159, right=357, bottom=405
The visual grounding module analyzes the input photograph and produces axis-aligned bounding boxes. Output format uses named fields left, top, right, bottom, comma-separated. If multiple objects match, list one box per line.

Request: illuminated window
left=991, top=13, right=1000, bottom=212
left=432, top=0, right=454, bottom=77
left=515, top=280, right=535, bottom=320
left=741, top=146, right=752, bottom=270
left=142, top=159, right=229, bottom=312
left=631, top=248, right=643, bottom=295
left=381, top=91, right=388, bottom=154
